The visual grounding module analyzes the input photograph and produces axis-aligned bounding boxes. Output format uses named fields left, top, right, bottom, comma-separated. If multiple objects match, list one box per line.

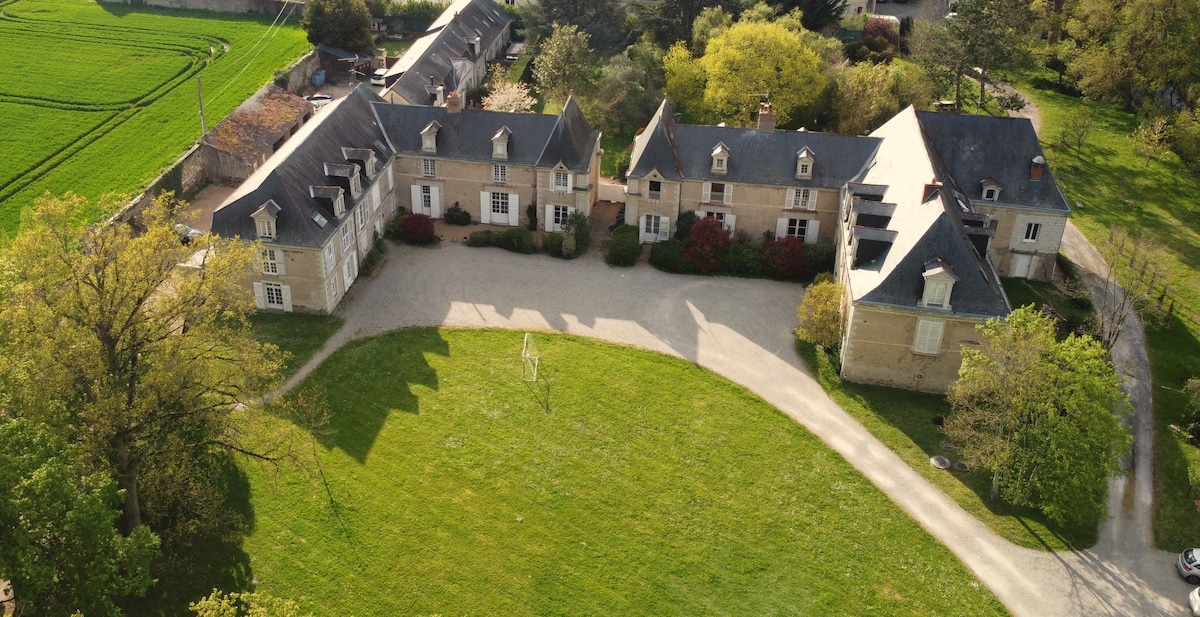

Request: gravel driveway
left=283, top=240, right=1189, bottom=616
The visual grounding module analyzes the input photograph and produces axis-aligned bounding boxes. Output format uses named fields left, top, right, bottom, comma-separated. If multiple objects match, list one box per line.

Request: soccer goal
left=521, top=333, right=540, bottom=382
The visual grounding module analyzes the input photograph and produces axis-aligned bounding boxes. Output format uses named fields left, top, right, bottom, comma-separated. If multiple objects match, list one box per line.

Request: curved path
left=283, top=241, right=1187, bottom=616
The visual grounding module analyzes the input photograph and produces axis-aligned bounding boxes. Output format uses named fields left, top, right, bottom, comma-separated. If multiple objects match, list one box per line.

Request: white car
left=1190, top=585, right=1200, bottom=617
left=1178, top=548, right=1200, bottom=584
left=371, top=68, right=387, bottom=86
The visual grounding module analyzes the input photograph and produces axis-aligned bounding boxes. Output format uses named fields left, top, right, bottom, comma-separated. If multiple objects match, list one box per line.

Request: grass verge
left=222, top=328, right=1007, bottom=616
left=797, top=340, right=1095, bottom=550
left=247, top=313, right=344, bottom=377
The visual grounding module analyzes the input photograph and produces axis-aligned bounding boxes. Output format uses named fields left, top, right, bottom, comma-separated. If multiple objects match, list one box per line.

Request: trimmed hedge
left=803, top=242, right=836, bottom=275
left=718, top=243, right=765, bottom=277
left=466, top=228, right=535, bottom=254
left=605, top=224, right=641, bottom=267
left=649, top=239, right=695, bottom=274
left=545, top=232, right=564, bottom=257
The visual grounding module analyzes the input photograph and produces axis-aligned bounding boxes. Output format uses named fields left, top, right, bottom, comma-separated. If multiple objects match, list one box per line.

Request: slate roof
left=374, top=96, right=598, bottom=172
left=211, top=86, right=392, bottom=248
left=384, top=0, right=511, bottom=103
left=200, top=85, right=312, bottom=159
left=848, top=107, right=1010, bottom=318
left=628, top=100, right=881, bottom=188
left=915, top=111, right=1070, bottom=213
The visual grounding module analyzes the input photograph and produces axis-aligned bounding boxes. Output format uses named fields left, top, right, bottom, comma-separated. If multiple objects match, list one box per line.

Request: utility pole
left=197, top=76, right=207, bottom=135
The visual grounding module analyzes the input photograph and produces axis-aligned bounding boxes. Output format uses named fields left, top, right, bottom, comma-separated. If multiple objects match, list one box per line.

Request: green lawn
left=0, top=0, right=311, bottom=234
left=1008, top=69, right=1200, bottom=549
left=209, top=328, right=1007, bottom=616
left=1001, top=275, right=1094, bottom=338
left=798, top=341, right=1093, bottom=550
left=247, top=313, right=344, bottom=377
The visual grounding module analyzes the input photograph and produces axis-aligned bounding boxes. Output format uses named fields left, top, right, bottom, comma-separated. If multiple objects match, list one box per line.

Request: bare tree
left=1092, top=225, right=1167, bottom=350
left=1132, top=116, right=1171, bottom=166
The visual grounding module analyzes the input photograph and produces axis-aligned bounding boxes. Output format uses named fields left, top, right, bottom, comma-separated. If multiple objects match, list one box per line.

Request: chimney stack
left=1030, top=155, right=1046, bottom=180
left=922, top=180, right=942, bottom=202
left=757, top=102, right=775, bottom=133
left=446, top=90, right=463, bottom=113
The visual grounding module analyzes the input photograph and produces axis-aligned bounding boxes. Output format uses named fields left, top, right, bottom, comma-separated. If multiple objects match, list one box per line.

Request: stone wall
left=112, top=145, right=208, bottom=227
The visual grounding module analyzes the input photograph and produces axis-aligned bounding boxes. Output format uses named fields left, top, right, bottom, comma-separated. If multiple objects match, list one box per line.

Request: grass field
left=1006, top=69, right=1200, bottom=550
left=216, top=328, right=1007, bottom=616
left=0, top=0, right=311, bottom=235
left=247, top=312, right=344, bottom=376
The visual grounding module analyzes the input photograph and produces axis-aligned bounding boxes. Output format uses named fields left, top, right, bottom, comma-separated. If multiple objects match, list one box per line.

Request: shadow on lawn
left=302, top=327, right=450, bottom=463
left=1146, top=318, right=1200, bottom=550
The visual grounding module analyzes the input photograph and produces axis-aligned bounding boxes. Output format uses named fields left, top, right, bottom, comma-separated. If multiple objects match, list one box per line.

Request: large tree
left=776, top=0, right=848, bottom=32
left=835, top=62, right=933, bottom=135
left=912, top=0, right=1033, bottom=108
left=0, top=417, right=159, bottom=616
left=0, top=194, right=283, bottom=539
left=944, top=306, right=1130, bottom=526
left=533, top=23, right=598, bottom=102
left=525, top=0, right=629, bottom=55
left=301, top=0, right=375, bottom=53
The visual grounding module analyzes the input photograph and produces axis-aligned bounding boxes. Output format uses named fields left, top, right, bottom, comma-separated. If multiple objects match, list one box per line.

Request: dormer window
left=711, top=143, right=729, bottom=175
left=256, top=218, right=275, bottom=239
left=795, top=147, right=814, bottom=180
left=920, top=259, right=958, bottom=310
left=420, top=120, right=441, bottom=153
left=364, top=156, right=376, bottom=177
left=980, top=178, right=1000, bottom=201
left=492, top=126, right=511, bottom=160
left=333, top=191, right=346, bottom=218
left=251, top=200, right=281, bottom=241
left=349, top=167, right=362, bottom=197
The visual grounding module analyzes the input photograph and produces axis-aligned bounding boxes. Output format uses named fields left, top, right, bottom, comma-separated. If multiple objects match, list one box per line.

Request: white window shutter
left=805, top=220, right=820, bottom=244
left=725, top=213, right=736, bottom=232
left=276, top=251, right=286, bottom=276
left=807, top=189, right=818, bottom=211
left=253, top=282, right=266, bottom=309
left=702, top=183, right=711, bottom=203
left=281, top=285, right=293, bottom=312
left=639, top=215, right=649, bottom=243
left=545, top=205, right=556, bottom=232
left=785, top=188, right=796, bottom=209
left=410, top=185, right=421, bottom=212
left=508, top=193, right=520, bottom=227
left=659, top=217, right=670, bottom=241
left=480, top=191, right=491, bottom=224
left=776, top=218, right=788, bottom=239
left=723, top=185, right=732, bottom=205
left=431, top=186, right=442, bottom=219
left=567, top=173, right=574, bottom=193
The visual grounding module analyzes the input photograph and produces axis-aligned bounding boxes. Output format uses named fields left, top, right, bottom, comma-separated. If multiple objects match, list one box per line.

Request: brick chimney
left=1030, top=155, right=1046, bottom=180
left=757, top=102, right=775, bottom=133
left=446, top=90, right=463, bottom=113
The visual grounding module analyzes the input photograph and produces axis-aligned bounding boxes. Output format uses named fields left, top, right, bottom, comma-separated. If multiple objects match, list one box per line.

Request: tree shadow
left=1144, top=318, right=1200, bottom=549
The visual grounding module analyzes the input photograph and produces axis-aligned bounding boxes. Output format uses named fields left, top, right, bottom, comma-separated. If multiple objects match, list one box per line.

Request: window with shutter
left=913, top=320, right=944, bottom=355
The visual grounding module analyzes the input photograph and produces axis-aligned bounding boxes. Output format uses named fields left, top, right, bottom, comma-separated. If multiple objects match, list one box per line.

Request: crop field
left=0, top=0, right=311, bottom=235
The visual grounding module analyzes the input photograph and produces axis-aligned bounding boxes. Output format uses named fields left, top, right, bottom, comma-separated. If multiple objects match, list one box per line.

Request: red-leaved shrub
left=864, top=18, right=901, bottom=48
left=683, top=217, right=732, bottom=274
left=399, top=213, right=436, bottom=244
left=762, top=236, right=813, bottom=280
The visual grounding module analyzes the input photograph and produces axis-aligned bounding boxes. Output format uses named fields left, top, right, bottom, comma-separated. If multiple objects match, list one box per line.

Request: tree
left=483, top=81, right=537, bottom=113
left=796, top=280, right=844, bottom=348
left=954, top=0, right=1034, bottom=105
left=191, top=589, right=309, bottom=617
left=663, top=41, right=706, bottom=121
left=1092, top=226, right=1167, bottom=351
left=945, top=306, right=1130, bottom=526
left=524, top=0, right=629, bottom=55
left=697, top=21, right=827, bottom=126
left=691, top=6, right=732, bottom=55
left=683, top=217, right=732, bottom=274
left=777, top=0, right=848, bottom=32
left=533, top=24, right=597, bottom=102
left=0, top=194, right=283, bottom=539
left=0, top=417, right=159, bottom=616
left=301, top=0, right=375, bottom=53
left=1132, top=116, right=1171, bottom=166
left=835, top=62, right=934, bottom=135
left=584, top=53, right=646, bottom=135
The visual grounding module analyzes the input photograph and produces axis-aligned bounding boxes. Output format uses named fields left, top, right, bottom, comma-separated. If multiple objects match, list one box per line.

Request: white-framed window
left=648, top=180, right=662, bottom=200
left=493, top=164, right=507, bottom=184
left=784, top=218, right=807, bottom=238
left=326, top=272, right=340, bottom=303
left=1024, top=222, right=1041, bottom=242
left=984, top=187, right=998, bottom=200
left=553, top=171, right=570, bottom=192
left=491, top=191, right=509, bottom=216
left=333, top=192, right=345, bottom=218
left=261, top=249, right=282, bottom=275
left=264, top=282, right=285, bottom=308
left=255, top=218, right=275, bottom=239
left=323, top=245, right=334, bottom=275
left=788, top=188, right=816, bottom=210
left=799, top=163, right=810, bottom=176
left=355, top=207, right=364, bottom=230
left=715, top=157, right=726, bottom=171
left=340, top=223, right=353, bottom=253
left=421, top=185, right=432, bottom=210
left=370, top=183, right=380, bottom=213
left=709, top=182, right=726, bottom=203
left=365, top=156, right=376, bottom=177
left=704, top=212, right=726, bottom=226
left=644, top=214, right=661, bottom=237
left=913, top=320, right=944, bottom=355
left=422, top=158, right=436, bottom=177
left=342, top=255, right=357, bottom=290
left=350, top=172, right=362, bottom=197
left=925, top=282, right=948, bottom=307
left=553, top=205, right=570, bottom=230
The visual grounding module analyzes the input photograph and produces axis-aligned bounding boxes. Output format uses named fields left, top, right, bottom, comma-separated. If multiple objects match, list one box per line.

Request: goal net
left=521, top=333, right=540, bottom=382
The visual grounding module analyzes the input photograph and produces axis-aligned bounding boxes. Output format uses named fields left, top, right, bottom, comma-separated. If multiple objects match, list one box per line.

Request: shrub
left=445, top=203, right=472, bottom=225
left=399, top=213, right=436, bottom=244
left=359, top=232, right=387, bottom=276
left=649, top=239, right=695, bottom=274
left=606, top=224, right=641, bottom=266
left=545, top=232, right=564, bottom=257
left=498, top=228, right=535, bottom=254
left=675, top=211, right=699, bottom=242
left=526, top=203, right=538, bottom=231
left=812, top=272, right=835, bottom=286
left=863, top=18, right=901, bottom=48
left=386, top=212, right=408, bottom=240
left=717, top=243, right=765, bottom=277
left=803, top=242, right=836, bottom=276
left=796, top=280, right=845, bottom=349
left=683, top=217, right=732, bottom=274
left=763, top=236, right=813, bottom=281
left=466, top=230, right=495, bottom=247
left=563, top=211, right=591, bottom=256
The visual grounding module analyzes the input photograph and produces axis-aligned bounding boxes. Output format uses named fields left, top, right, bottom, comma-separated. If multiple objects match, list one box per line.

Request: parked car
left=1178, top=548, right=1200, bottom=584
left=173, top=223, right=204, bottom=245
left=1190, top=586, right=1200, bottom=617
left=371, top=68, right=387, bottom=86
left=305, top=93, right=334, bottom=110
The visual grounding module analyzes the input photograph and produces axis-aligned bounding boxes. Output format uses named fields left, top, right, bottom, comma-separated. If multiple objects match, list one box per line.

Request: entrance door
left=1014, top=253, right=1033, bottom=278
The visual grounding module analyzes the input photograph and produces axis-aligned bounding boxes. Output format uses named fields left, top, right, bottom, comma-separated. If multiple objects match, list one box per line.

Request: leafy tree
left=584, top=53, right=647, bottom=135
left=301, top=0, right=375, bottom=53
left=0, top=417, right=159, bottom=617
left=191, top=589, right=309, bottom=617
left=777, top=0, right=848, bottom=32
left=525, top=0, right=629, bottom=55
left=945, top=306, right=1130, bottom=526
left=534, top=24, right=598, bottom=102
left=691, top=6, right=733, bottom=55
left=483, top=81, right=536, bottom=113
left=795, top=279, right=843, bottom=349
left=1131, top=116, right=1171, bottom=166
left=0, top=194, right=283, bottom=539
left=835, top=62, right=933, bottom=135
left=956, top=0, right=1035, bottom=105
left=633, top=0, right=742, bottom=49
left=683, top=217, right=732, bottom=274
left=663, top=41, right=706, bottom=121
left=697, top=21, right=827, bottom=126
